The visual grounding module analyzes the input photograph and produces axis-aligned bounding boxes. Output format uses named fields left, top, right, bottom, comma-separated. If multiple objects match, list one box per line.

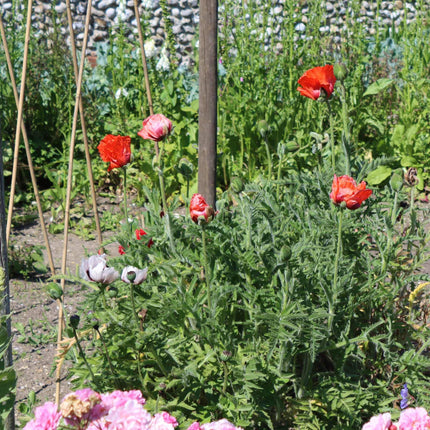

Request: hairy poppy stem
left=339, top=83, right=351, bottom=176
left=73, top=328, right=97, bottom=387
left=327, top=101, right=336, bottom=173
left=329, top=209, right=343, bottom=333
left=123, top=167, right=129, bottom=226
left=129, top=283, right=146, bottom=388
left=202, top=226, right=212, bottom=311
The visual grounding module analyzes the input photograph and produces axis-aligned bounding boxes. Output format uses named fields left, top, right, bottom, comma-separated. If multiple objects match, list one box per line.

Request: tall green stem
left=339, top=83, right=351, bottom=176
left=123, top=167, right=129, bottom=224
left=327, top=101, right=336, bottom=173
left=129, top=283, right=146, bottom=388
left=73, top=328, right=97, bottom=387
left=202, top=226, right=211, bottom=311
left=157, top=141, right=168, bottom=214
left=264, top=137, right=272, bottom=180
left=329, top=209, right=343, bottom=333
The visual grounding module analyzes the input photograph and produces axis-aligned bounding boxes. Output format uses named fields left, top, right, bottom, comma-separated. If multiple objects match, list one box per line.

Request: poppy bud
left=106, top=286, right=118, bottom=298
left=333, top=63, right=348, bottom=81
left=69, top=314, right=80, bottom=330
left=390, top=169, right=404, bottom=192
left=285, top=141, right=299, bottom=152
left=177, top=158, right=194, bottom=179
left=257, top=119, right=269, bottom=138
left=220, top=350, right=232, bottom=361
left=280, top=245, right=292, bottom=261
left=230, top=177, right=244, bottom=194
left=46, top=283, right=63, bottom=300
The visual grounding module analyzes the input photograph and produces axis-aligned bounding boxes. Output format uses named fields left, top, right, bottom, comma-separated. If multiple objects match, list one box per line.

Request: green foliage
left=67, top=170, right=430, bottom=428
left=8, top=241, right=47, bottom=279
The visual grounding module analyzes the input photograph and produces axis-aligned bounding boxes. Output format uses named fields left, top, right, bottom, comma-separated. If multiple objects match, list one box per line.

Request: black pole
left=0, top=104, right=15, bottom=430
left=197, top=0, right=218, bottom=208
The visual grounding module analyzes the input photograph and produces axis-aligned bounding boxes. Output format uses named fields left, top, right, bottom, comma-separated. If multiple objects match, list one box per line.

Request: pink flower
left=105, top=399, right=152, bottom=430
left=362, top=413, right=393, bottom=430
left=101, top=390, right=146, bottom=409
left=187, top=423, right=202, bottom=430
left=149, top=412, right=178, bottom=429
left=138, top=114, right=173, bottom=142
left=23, top=402, right=62, bottom=430
left=80, top=254, right=119, bottom=284
left=201, top=419, right=244, bottom=430
left=189, top=193, right=215, bottom=225
left=398, top=407, right=430, bottom=429
left=121, top=266, right=148, bottom=285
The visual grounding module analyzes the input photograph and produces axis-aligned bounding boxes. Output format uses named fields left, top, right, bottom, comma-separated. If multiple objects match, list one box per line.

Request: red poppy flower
left=97, top=135, right=131, bottom=171
left=190, top=193, right=215, bottom=224
left=135, top=228, right=147, bottom=240
left=330, top=175, right=372, bottom=210
left=118, top=245, right=126, bottom=255
left=137, top=114, right=173, bottom=142
left=135, top=228, right=154, bottom=248
left=297, top=65, right=336, bottom=100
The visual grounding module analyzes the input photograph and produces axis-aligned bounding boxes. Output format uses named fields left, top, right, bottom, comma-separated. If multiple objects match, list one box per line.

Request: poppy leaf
left=363, top=78, right=394, bottom=96
left=366, top=166, right=393, bottom=185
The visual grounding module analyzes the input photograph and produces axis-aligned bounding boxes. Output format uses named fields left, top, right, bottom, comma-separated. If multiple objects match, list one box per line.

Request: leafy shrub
left=65, top=168, right=430, bottom=429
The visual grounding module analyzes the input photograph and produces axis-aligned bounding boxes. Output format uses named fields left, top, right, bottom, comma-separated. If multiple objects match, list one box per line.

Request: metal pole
left=197, top=0, right=218, bottom=208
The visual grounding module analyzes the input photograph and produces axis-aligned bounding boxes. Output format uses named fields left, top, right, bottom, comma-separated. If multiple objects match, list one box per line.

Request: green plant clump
left=66, top=171, right=430, bottom=429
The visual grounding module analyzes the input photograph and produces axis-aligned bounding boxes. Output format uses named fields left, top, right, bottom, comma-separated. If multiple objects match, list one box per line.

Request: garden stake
left=133, top=0, right=155, bottom=118
left=65, top=0, right=103, bottom=248
left=5, top=0, right=33, bottom=244
left=0, top=15, right=56, bottom=275
left=56, top=0, right=92, bottom=406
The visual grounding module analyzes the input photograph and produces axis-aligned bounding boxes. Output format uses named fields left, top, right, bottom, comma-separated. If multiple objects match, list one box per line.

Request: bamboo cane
left=65, top=0, right=103, bottom=247
left=55, top=0, right=92, bottom=406
left=0, top=16, right=56, bottom=275
left=133, top=0, right=157, bottom=150
left=6, top=0, right=33, bottom=243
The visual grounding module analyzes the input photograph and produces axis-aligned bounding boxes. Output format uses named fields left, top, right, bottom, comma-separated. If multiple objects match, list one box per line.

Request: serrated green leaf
left=363, top=78, right=394, bottom=96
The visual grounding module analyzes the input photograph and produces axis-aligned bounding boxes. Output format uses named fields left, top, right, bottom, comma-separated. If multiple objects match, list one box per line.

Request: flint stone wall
left=0, top=0, right=427, bottom=68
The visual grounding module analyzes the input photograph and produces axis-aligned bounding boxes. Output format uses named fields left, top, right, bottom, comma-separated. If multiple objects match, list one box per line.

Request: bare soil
left=8, top=204, right=119, bottom=427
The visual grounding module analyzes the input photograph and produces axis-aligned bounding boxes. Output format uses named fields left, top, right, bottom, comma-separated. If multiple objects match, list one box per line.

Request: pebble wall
left=0, top=0, right=428, bottom=68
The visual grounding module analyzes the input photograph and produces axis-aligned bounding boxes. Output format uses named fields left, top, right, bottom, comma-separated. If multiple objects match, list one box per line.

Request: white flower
left=115, top=88, right=129, bottom=99
left=121, top=266, right=148, bottom=285
left=141, top=0, right=153, bottom=9
left=80, top=254, right=119, bottom=284
left=156, top=48, right=170, bottom=71
left=144, top=39, right=156, bottom=58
